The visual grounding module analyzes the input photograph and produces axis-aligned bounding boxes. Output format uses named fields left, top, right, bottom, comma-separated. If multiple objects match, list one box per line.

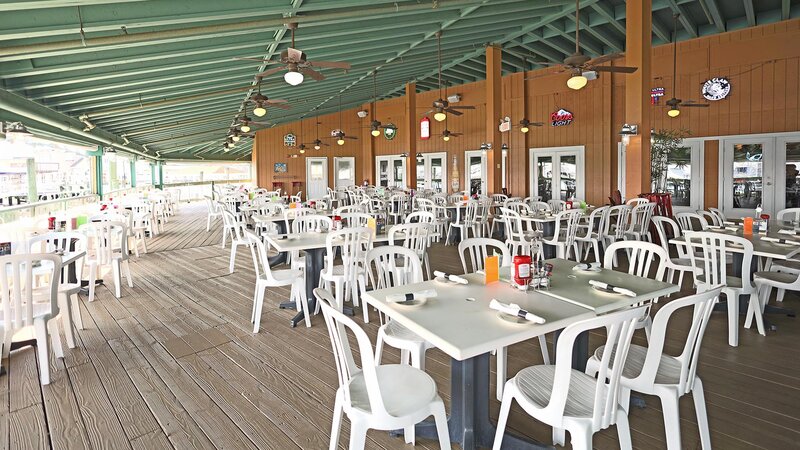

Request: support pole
left=624, top=0, right=653, bottom=198
left=485, top=45, right=503, bottom=195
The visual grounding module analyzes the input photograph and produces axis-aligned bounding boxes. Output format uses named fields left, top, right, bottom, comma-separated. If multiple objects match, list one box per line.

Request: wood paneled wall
left=253, top=19, right=800, bottom=203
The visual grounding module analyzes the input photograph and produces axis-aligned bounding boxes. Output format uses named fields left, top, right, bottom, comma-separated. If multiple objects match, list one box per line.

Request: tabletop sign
left=702, top=77, right=731, bottom=101
left=420, top=117, right=431, bottom=140
left=550, top=108, right=573, bottom=127
left=384, top=123, right=397, bottom=140
left=484, top=255, right=499, bottom=284
left=283, top=133, right=296, bottom=147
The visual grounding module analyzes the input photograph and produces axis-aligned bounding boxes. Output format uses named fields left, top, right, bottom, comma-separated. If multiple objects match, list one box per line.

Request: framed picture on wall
left=274, top=163, right=288, bottom=173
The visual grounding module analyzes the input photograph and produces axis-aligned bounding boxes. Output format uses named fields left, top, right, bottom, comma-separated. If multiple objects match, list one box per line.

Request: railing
left=0, top=194, right=99, bottom=224
left=163, top=179, right=254, bottom=202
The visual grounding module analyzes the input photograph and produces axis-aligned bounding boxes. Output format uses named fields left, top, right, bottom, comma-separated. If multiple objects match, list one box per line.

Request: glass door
left=776, top=136, right=800, bottom=210
left=375, top=155, right=406, bottom=189
left=305, top=157, right=328, bottom=200
left=529, top=146, right=585, bottom=201
left=722, top=137, right=774, bottom=217
left=415, top=152, right=447, bottom=193
left=464, top=150, right=487, bottom=195
left=333, top=157, right=355, bottom=189
left=659, top=139, right=703, bottom=212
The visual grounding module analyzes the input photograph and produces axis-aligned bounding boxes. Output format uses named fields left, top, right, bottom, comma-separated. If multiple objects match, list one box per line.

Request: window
left=162, top=162, right=251, bottom=184
left=102, top=152, right=132, bottom=192
left=136, top=160, right=153, bottom=186
left=0, top=133, right=92, bottom=203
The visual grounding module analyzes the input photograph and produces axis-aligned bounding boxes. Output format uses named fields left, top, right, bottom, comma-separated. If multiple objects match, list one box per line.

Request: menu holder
left=76, top=215, right=88, bottom=227
left=289, top=202, right=297, bottom=209
left=367, top=217, right=377, bottom=237
left=484, top=255, right=499, bottom=284
left=743, top=217, right=754, bottom=235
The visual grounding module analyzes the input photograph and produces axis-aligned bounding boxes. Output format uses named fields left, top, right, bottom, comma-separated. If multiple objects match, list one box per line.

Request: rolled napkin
left=433, top=271, right=469, bottom=285
left=761, top=236, right=800, bottom=245
left=572, top=262, right=601, bottom=271
left=778, top=229, right=798, bottom=235
left=386, top=289, right=437, bottom=303
left=589, top=280, right=636, bottom=297
left=489, top=299, right=546, bottom=324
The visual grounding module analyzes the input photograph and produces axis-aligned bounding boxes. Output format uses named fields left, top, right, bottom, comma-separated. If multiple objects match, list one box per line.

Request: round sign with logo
left=701, top=77, right=731, bottom=101
left=384, top=123, right=397, bottom=140
left=283, top=133, right=297, bottom=147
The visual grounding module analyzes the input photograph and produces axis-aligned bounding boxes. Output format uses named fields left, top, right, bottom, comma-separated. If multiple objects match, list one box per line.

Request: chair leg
left=745, top=292, right=766, bottom=336
left=431, top=400, right=451, bottom=450
left=777, top=287, right=786, bottom=302
left=88, top=264, right=97, bottom=302
left=48, top=318, right=64, bottom=359
left=123, top=260, right=133, bottom=288
left=329, top=394, right=344, bottom=450
left=492, top=387, right=514, bottom=450
left=727, top=291, right=739, bottom=347
left=374, top=331, right=385, bottom=365
left=112, top=260, right=122, bottom=298
left=252, top=286, right=266, bottom=334
left=34, top=319, right=50, bottom=385
left=552, top=427, right=566, bottom=447
left=616, top=406, right=633, bottom=450
left=348, top=421, right=368, bottom=450
left=538, top=335, right=550, bottom=365
left=659, top=390, right=683, bottom=450
left=410, top=347, right=425, bottom=371
left=59, top=295, right=76, bottom=349
left=496, top=347, right=506, bottom=401
left=692, top=378, right=712, bottom=450
left=567, top=426, right=593, bottom=450
left=229, top=243, right=237, bottom=273
left=71, top=293, right=83, bottom=330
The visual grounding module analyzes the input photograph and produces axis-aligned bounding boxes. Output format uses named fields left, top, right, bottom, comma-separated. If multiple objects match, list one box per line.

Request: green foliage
left=651, top=128, right=691, bottom=193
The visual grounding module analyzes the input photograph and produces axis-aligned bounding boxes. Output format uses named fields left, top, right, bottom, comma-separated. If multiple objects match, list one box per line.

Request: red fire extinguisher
left=513, top=255, right=532, bottom=286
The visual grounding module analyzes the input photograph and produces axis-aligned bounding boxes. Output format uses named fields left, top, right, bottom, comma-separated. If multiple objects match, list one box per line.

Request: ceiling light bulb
left=667, top=107, right=681, bottom=118
left=443, top=135, right=450, bottom=142
left=371, top=128, right=381, bottom=137
left=433, top=111, right=447, bottom=122
left=227, top=142, right=234, bottom=148
left=284, top=70, right=304, bottom=86
left=337, top=138, right=345, bottom=146
left=299, top=148, right=305, bottom=154
left=314, top=144, right=321, bottom=150
left=240, top=124, right=251, bottom=133
left=232, top=135, right=240, bottom=142
left=566, top=75, right=588, bottom=90
left=520, top=126, right=529, bottom=133
left=253, top=106, right=267, bottom=117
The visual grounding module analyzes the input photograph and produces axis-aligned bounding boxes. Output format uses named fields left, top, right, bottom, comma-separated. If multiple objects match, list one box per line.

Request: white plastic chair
left=0, top=253, right=63, bottom=385
left=601, top=205, right=631, bottom=263
left=221, top=210, right=255, bottom=274
left=541, top=209, right=583, bottom=260
left=445, top=200, right=477, bottom=245
left=585, top=286, right=723, bottom=450
left=625, top=202, right=656, bottom=241
left=320, top=227, right=372, bottom=315
left=82, top=221, right=133, bottom=302
left=708, top=207, right=726, bottom=225
left=651, top=216, right=694, bottom=288
left=675, top=212, right=709, bottom=232
left=574, top=206, right=608, bottom=263
left=205, top=196, right=222, bottom=231
left=685, top=231, right=761, bottom=346
left=548, top=199, right=566, bottom=213
left=501, top=207, right=533, bottom=256
left=390, top=222, right=433, bottom=280
left=246, top=231, right=306, bottom=331
left=493, top=305, right=646, bottom=450
left=777, top=207, right=800, bottom=222
left=315, top=288, right=451, bottom=450
left=625, top=198, right=648, bottom=206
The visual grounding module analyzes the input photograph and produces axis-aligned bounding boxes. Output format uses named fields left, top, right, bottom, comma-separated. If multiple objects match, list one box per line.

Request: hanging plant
left=651, top=128, right=691, bottom=193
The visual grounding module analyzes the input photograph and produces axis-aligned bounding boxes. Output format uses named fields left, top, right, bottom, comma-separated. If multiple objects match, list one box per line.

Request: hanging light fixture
left=371, top=125, right=381, bottom=137
left=337, top=137, right=345, bottom=146
left=416, top=152, right=424, bottom=161
left=6, top=122, right=32, bottom=136
left=443, top=134, right=450, bottom=142
left=232, top=135, right=241, bottom=142
left=520, top=123, right=530, bottom=133
left=433, top=110, right=447, bottom=122
left=284, top=69, right=304, bottom=86
left=253, top=103, right=267, bottom=117
left=567, top=71, right=588, bottom=90
left=667, top=107, right=681, bottom=118
left=240, top=123, right=251, bottom=133
left=618, top=123, right=638, bottom=145
left=299, top=148, right=306, bottom=154
left=314, top=142, right=321, bottom=150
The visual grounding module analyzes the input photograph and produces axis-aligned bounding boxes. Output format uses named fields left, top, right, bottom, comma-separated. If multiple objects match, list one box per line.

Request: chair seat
left=348, top=364, right=437, bottom=416
left=771, top=259, right=800, bottom=273
left=514, top=365, right=598, bottom=418
left=593, top=344, right=683, bottom=386
left=697, top=274, right=745, bottom=289
left=754, top=271, right=798, bottom=286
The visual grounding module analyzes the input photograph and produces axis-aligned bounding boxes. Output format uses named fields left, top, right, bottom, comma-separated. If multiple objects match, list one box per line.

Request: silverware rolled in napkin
left=386, top=289, right=437, bottom=303
left=588, top=280, right=636, bottom=297
left=489, top=299, right=546, bottom=324
left=433, top=271, right=469, bottom=285
left=572, top=262, right=600, bottom=271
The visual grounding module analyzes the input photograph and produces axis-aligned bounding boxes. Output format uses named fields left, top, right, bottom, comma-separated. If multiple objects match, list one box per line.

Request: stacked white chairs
left=686, top=231, right=761, bottom=346
left=315, top=288, right=450, bottom=450
left=601, top=205, right=631, bottom=262
left=585, top=286, right=723, bottom=450
left=82, top=221, right=133, bottom=302
left=387, top=193, right=409, bottom=224
left=624, top=201, right=656, bottom=241
left=28, top=232, right=87, bottom=349
left=492, top=193, right=508, bottom=204
left=493, top=305, right=646, bottom=450
left=247, top=231, right=306, bottom=331
left=541, top=209, right=583, bottom=260
left=320, top=227, right=372, bottom=323
left=340, top=212, right=372, bottom=228
left=603, top=241, right=669, bottom=340
left=0, top=253, right=63, bottom=385
left=574, top=206, right=608, bottom=263
left=530, top=201, right=550, bottom=213
left=651, top=216, right=695, bottom=288
left=697, top=210, right=722, bottom=227
left=221, top=210, right=254, bottom=274
left=708, top=207, right=726, bottom=225
left=502, top=207, right=533, bottom=256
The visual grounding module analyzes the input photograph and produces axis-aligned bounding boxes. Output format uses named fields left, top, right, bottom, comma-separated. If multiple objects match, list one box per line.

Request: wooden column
left=624, top=0, right=652, bottom=197
left=362, top=103, right=375, bottom=185
left=486, top=45, right=503, bottom=195
left=404, top=82, right=417, bottom=189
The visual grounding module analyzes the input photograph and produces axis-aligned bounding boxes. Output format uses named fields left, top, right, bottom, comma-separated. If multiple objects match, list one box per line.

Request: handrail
left=0, top=194, right=99, bottom=224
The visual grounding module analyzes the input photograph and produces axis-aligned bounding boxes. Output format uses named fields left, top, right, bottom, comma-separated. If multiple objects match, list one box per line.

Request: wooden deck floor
left=5, top=203, right=800, bottom=449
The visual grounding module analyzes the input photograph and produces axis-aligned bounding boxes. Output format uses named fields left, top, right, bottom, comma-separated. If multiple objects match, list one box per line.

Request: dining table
left=362, top=258, right=678, bottom=449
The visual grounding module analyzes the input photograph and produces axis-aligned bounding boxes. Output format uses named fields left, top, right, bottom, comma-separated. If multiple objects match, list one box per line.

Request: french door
left=305, top=157, right=328, bottom=200
left=416, top=152, right=447, bottom=193
left=722, top=134, right=800, bottom=217
left=333, top=156, right=355, bottom=189
left=464, top=150, right=487, bottom=195
left=376, top=155, right=406, bottom=189
left=657, top=139, right=703, bottom=212
left=529, top=146, right=585, bottom=202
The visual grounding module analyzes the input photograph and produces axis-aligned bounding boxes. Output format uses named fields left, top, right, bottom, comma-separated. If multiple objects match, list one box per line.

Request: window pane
left=310, top=162, right=324, bottom=181
left=469, top=156, right=482, bottom=195
left=664, top=146, right=691, bottom=206
left=537, top=156, right=553, bottom=202
left=162, top=162, right=250, bottom=184
left=136, top=160, right=152, bottom=186
left=430, top=157, right=443, bottom=193
left=392, top=159, right=404, bottom=188
left=785, top=142, right=800, bottom=208
left=416, top=158, right=425, bottom=190
left=732, top=144, right=763, bottom=209
left=559, top=155, right=576, bottom=200
left=378, top=160, right=389, bottom=187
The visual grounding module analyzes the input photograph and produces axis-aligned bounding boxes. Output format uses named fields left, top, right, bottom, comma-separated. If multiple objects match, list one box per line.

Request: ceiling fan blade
left=266, top=99, right=288, bottom=103
left=445, top=108, right=463, bottom=116
left=233, top=57, right=283, bottom=64
left=269, top=103, right=291, bottom=110
left=249, top=121, right=273, bottom=125
left=345, top=136, right=358, bottom=140
left=255, top=66, right=286, bottom=78
left=421, top=109, right=434, bottom=116
left=683, top=103, right=710, bottom=107
left=301, top=67, right=325, bottom=81
left=448, top=105, right=475, bottom=110
left=593, top=65, right=638, bottom=73
left=587, top=53, right=624, bottom=65
left=307, top=60, right=352, bottom=70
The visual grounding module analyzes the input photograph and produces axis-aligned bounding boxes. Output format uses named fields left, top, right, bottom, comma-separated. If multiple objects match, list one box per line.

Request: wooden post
left=362, top=103, right=375, bottom=185
left=624, top=0, right=653, bottom=198
left=404, top=82, right=417, bottom=190
left=486, top=45, right=503, bottom=195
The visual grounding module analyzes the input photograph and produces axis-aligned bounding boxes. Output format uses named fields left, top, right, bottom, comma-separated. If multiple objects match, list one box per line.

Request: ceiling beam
left=569, top=13, right=623, bottom=53
left=665, top=0, right=698, bottom=38
left=700, top=0, right=725, bottom=32
left=588, top=2, right=625, bottom=35
left=743, top=0, right=756, bottom=27
left=0, top=0, right=147, bottom=12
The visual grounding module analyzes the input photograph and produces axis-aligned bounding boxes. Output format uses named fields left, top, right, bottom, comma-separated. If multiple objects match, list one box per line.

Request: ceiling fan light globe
left=443, top=135, right=450, bottom=142
left=520, top=126, right=529, bottom=133
left=240, top=125, right=251, bottom=133
left=232, top=135, right=241, bottom=142
left=337, top=139, right=345, bottom=146
left=253, top=106, right=267, bottom=117
left=371, top=128, right=381, bottom=137
left=667, top=107, right=681, bottom=118
left=284, top=70, right=304, bottom=86
left=299, top=149, right=305, bottom=154
left=567, top=75, right=588, bottom=90
left=433, top=111, right=447, bottom=122
left=314, top=144, right=321, bottom=150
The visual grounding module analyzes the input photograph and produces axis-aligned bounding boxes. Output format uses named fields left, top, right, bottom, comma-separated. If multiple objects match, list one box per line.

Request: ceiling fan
left=516, top=56, right=544, bottom=133
left=246, top=82, right=290, bottom=117
left=664, top=14, right=709, bottom=117
left=440, top=128, right=462, bottom=141
left=235, top=104, right=271, bottom=133
left=303, top=120, right=331, bottom=150
left=243, top=23, right=352, bottom=86
left=325, top=95, right=358, bottom=145
left=529, top=0, right=637, bottom=90
left=364, top=71, right=397, bottom=137
left=424, top=31, right=475, bottom=122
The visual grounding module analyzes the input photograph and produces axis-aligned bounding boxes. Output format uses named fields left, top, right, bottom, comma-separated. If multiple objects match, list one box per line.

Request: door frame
left=416, top=151, right=447, bottom=193
left=775, top=134, right=800, bottom=211
left=464, top=150, right=487, bottom=195
left=305, top=156, right=328, bottom=200
left=719, top=136, right=775, bottom=217
left=333, top=156, right=356, bottom=189
left=375, top=154, right=406, bottom=189
left=671, top=138, right=704, bottom=213
left=528, top=145, right=585, bottom=201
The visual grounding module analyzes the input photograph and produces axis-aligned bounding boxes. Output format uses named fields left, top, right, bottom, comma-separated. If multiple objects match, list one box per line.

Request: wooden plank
left=8, top=405, right=47, bottom=449
left=69, top=362, right=132, bottom=449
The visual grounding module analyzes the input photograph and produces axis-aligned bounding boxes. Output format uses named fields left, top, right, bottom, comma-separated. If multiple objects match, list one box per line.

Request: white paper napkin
left=489, top=299, right=546, bottom=324
left=433, top=271, right=468, bottom=284
left=589, top=280, right=636, bottom=297
left=386, top=289, right=437, bottom=303
left=761, top=236, right=800, bottom=245
left=572, top=262, right=601, bottom=271
left=778, top=229, right=798, bottom=235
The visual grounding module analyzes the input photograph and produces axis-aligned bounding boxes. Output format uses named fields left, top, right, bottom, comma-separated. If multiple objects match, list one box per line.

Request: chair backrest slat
left=458, top=237, right=511, bottom=273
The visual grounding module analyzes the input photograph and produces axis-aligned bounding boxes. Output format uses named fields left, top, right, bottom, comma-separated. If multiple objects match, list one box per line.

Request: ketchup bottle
left=513, top=255, right=532, bottom=286
left=333, top=215, right=342, bottom=230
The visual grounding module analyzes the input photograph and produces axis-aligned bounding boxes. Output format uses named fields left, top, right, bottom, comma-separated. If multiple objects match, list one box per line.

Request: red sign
left=550, top=108, right=573, bottom=126
left=420, top=117, right=430, bottom=140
